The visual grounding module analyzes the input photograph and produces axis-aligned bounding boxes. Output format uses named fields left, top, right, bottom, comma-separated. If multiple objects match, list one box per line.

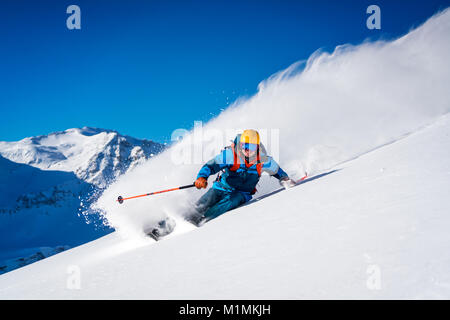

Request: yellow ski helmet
left=239, top=129, right=260, bottom=148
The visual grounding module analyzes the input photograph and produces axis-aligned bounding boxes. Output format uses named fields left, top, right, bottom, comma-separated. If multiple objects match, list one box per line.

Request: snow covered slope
left=0, top=113, right=449, bottom=299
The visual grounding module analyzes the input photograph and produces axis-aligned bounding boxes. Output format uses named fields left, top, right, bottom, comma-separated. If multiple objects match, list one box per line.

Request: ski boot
left=186, top=213, right=207, bottom=227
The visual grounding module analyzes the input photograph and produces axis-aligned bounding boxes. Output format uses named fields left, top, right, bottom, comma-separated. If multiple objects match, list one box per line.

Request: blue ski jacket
left=196, top=135, right=289, bottom=202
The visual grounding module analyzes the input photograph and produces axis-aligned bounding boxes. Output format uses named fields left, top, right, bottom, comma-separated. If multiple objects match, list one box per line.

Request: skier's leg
left=185, top=188, right=225, bottom=225
left=203, top=191, right=247, bottom=221
left=194, top=188, right=224, bottom=214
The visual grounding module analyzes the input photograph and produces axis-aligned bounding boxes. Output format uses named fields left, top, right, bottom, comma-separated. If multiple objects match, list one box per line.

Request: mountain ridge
left=0, top=127, right=166, bottom=274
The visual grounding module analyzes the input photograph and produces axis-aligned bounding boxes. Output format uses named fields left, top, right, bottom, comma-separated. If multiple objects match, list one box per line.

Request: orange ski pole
left=117, top=183, right=195, bottom=204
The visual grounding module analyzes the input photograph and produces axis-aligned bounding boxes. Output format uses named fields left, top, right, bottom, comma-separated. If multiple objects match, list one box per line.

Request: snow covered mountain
left=0, top=127, right=164, bottom=188
left=0, top=127, right=165, bottom=274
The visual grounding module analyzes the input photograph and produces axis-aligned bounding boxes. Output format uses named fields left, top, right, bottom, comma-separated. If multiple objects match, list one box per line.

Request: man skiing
left=187, top=129, right=296, bottom=226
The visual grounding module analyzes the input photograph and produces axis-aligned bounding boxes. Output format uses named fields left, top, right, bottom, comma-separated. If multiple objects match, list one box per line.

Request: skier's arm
left=196, top=148, right=233, bottom=179
left=261, top=157, right=289, bottom=180
left=262, top=157, right=296, bottom=188
left=273, top=166, right=289, bottom=180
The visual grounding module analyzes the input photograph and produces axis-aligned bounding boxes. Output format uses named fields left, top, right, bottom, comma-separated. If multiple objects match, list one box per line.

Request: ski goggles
left=240, top=142, right=258, bottom=151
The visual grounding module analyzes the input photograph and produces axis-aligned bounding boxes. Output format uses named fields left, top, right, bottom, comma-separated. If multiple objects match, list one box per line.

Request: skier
left=187, top=129, right=296, bottom=226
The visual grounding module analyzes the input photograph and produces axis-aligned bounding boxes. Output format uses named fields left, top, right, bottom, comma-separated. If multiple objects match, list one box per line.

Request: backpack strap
left=255, top=149, right=262, bottom=176
left=256, top=162, right=262, bottom=176
left=229, top=142, right=240, bottom=172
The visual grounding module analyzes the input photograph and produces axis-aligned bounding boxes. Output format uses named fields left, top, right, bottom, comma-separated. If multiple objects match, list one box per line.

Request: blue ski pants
left=194, top=188, right=248, bottom=220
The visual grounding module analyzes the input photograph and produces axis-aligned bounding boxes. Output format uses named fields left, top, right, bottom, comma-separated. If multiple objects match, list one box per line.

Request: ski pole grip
left=179, top=183, right=196, bottom=190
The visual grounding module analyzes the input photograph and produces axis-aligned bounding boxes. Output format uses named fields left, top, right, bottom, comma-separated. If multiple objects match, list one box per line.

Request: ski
left=144, top=173, right=310, bottom=240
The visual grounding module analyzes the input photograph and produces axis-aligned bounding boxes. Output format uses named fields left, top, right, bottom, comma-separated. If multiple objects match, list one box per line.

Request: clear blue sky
left=1, top=0, right=449, bottom=143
